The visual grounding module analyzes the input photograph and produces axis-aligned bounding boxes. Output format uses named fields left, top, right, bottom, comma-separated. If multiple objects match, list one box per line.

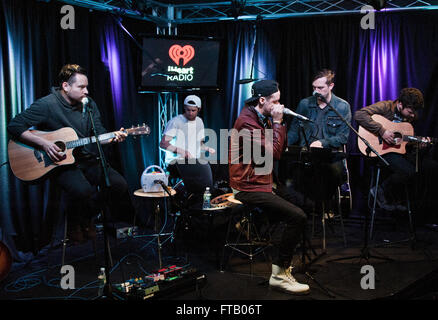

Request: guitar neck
left=66, top=132, right=116, bottom=149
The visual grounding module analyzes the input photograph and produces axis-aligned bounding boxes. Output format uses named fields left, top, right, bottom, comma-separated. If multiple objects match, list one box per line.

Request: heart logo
left=169, top=45, right=195, bottom=66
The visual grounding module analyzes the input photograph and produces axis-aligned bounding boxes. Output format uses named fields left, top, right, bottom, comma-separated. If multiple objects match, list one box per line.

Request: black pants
left=382, top=150, right=438, bottom=207
left=235, top=187, right=307, bottom=268
left=51, top=159, right=134, bottom=224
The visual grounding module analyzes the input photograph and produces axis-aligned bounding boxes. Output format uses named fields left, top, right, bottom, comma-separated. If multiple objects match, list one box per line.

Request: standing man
left=354, top=88, right=438, bottom=213
left=287, top=69, right=351, bottom=198
left=229, top=80, right=309, bottom=294
left=160, top=95, right=215, bottom=176
left=7, top=64, right=134, bottom=243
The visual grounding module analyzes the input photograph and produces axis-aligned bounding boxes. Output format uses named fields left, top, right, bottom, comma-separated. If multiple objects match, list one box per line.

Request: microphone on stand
left=312, top=91, right=326, bottom=102
left=154, top=179, right=173, bottom=197
left=81, top=97, right=89, bottom=114
left=154, top=179, right=167, bottom=187
left=283, top=108, right=313, bottom=123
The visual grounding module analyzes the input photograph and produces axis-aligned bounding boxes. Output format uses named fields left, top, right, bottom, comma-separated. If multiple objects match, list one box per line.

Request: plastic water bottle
left=97, top=267, right=106, bottom=296
left=202, top=187, right=211, bottom=209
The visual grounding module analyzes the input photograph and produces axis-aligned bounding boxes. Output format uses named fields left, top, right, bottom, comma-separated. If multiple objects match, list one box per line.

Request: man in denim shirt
left=287, top=69, right=351, bottom=201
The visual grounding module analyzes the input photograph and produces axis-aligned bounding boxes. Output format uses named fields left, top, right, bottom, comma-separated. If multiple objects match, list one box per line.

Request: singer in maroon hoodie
left=229, top=80, right=309, bottom=295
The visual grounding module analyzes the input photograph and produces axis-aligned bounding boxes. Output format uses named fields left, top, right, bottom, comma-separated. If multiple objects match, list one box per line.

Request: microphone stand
left=294, top=121, right=336, bottom=298
left=87, top=106, right=114, bottom=299
left=312, top=94, right=392, bottom=264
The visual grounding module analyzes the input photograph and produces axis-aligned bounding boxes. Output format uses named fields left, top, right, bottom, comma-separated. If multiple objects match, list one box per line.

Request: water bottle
left=202, top=187, right=211, bottom=209
left=97, top=267, right=106, bottom=296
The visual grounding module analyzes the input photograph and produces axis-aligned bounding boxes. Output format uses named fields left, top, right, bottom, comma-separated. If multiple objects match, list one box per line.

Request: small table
left=134, top=187, right=176, bottom=268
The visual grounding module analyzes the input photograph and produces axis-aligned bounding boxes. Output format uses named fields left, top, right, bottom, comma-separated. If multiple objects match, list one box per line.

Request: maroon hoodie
left=229, top=106, right=286, bottom=193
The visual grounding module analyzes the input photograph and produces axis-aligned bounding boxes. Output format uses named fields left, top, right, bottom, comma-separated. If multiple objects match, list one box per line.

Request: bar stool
left=368, top=162, right=416, bottom=243
left=310, top=174, right=348, bottom=251
left=133, top=187, right=176, bottom=268
left=220, top=195, right=272, bottom=277
left=46, top=210, right=99, bottom=268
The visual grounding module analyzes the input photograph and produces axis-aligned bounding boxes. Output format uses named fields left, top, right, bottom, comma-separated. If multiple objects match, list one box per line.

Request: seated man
left=7, top=64, right=134, bottom=243
left=287, top=69, right=351, bottom=202
left=354, top=88, right=438, bottom=214
left=229, top=80, right=309, bottom=294
left=159, top=94, right=215, bottom=179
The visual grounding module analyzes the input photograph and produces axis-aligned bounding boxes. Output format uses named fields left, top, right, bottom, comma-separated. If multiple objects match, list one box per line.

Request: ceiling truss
left=57, top=0, right=438, bottom=24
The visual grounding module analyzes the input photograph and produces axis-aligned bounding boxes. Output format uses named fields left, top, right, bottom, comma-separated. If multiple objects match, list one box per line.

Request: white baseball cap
left=184, top=95, right=202, bottom=109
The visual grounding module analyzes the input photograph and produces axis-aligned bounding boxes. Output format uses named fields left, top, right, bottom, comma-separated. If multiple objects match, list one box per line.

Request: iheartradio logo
left=169, top=44, right=195, bottom=66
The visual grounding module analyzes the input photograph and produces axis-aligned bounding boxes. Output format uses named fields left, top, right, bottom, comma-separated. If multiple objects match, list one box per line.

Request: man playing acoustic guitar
left=7, top=64, right=135, bottom=243
left=354, top=88, right=438, bottom=216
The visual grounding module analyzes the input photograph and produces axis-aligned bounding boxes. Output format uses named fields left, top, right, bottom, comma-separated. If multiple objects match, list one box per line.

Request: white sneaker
left=269, top=264, right=310, bottom=294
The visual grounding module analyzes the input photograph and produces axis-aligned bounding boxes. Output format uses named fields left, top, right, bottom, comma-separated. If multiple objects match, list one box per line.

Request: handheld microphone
left=81, top=97, right=89, bottom=114
left=283, top=108, right=313, bottom=122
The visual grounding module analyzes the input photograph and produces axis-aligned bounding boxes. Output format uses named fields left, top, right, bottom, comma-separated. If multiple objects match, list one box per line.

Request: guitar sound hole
left=54, top=141, right=67, bottom=159
left=54, top=141, right=66, bottom=152
left=393, top=132, right=402, bottom=145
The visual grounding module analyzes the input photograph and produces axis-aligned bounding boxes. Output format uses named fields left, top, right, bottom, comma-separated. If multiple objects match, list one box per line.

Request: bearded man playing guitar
left=7, top=64, right=135, bottom=243
left=354, top=88, right=438, bottom=215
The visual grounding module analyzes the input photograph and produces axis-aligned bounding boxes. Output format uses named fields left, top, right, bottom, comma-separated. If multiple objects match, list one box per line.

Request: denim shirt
left=287, top=93, right=351, bottom=149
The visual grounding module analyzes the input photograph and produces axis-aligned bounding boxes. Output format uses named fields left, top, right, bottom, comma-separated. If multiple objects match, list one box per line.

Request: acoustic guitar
left=8, top=124, right=150, bottom=182
left=357, top=114, right=436, bottom=156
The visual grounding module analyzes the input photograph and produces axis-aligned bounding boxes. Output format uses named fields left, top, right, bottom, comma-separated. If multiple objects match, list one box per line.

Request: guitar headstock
left=126, top=124, right=151, bottom=136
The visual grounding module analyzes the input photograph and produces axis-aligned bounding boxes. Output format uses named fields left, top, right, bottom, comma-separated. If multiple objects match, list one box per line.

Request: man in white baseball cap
left=184, top=95, right=202, bottom=110
left=160, top=94, right=215, bottom=172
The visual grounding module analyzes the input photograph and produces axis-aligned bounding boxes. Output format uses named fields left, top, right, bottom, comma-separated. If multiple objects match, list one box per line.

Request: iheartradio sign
left=169, top=45, right=195, bottom=66
left=167, top=44, right=195, bottom=82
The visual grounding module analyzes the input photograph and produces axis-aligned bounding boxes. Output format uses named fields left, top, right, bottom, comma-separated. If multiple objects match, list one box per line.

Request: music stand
left=281, top=145, right=337, bottom=298
left=174, top=161, right=214, bottom=208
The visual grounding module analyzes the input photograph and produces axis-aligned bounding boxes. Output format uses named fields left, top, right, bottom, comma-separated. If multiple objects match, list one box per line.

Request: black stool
left=46, top=210, right=99, bottom=268
left=220, top=195, right=272, bottom=277
left=368, top=162, right=416, bottom=244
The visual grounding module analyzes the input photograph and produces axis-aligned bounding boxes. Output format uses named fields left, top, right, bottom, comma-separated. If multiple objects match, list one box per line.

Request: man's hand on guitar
left=112, top=127, right=128, bottom=143
left=43, top=141, right=65, bottom=162
left=419, top=137, right=432, bottom=149
left=382, top=130, right=396, bottom=145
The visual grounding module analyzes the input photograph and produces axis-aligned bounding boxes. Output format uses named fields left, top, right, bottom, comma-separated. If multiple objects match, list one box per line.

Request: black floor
left=2, top=205, right=438, bottom=308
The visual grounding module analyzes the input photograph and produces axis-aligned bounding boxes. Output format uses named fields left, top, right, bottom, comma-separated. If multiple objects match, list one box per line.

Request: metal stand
left=297, top=121, right=347, bottom=251
left=220, top=203, right=272, bottom=278
left=294, top=227, right=336, bottom=298
left=327, top=167, right=394, bottom=264
left=133, top=188, right=176, bottom=269
left=87, top=105, right=115, bottom=299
